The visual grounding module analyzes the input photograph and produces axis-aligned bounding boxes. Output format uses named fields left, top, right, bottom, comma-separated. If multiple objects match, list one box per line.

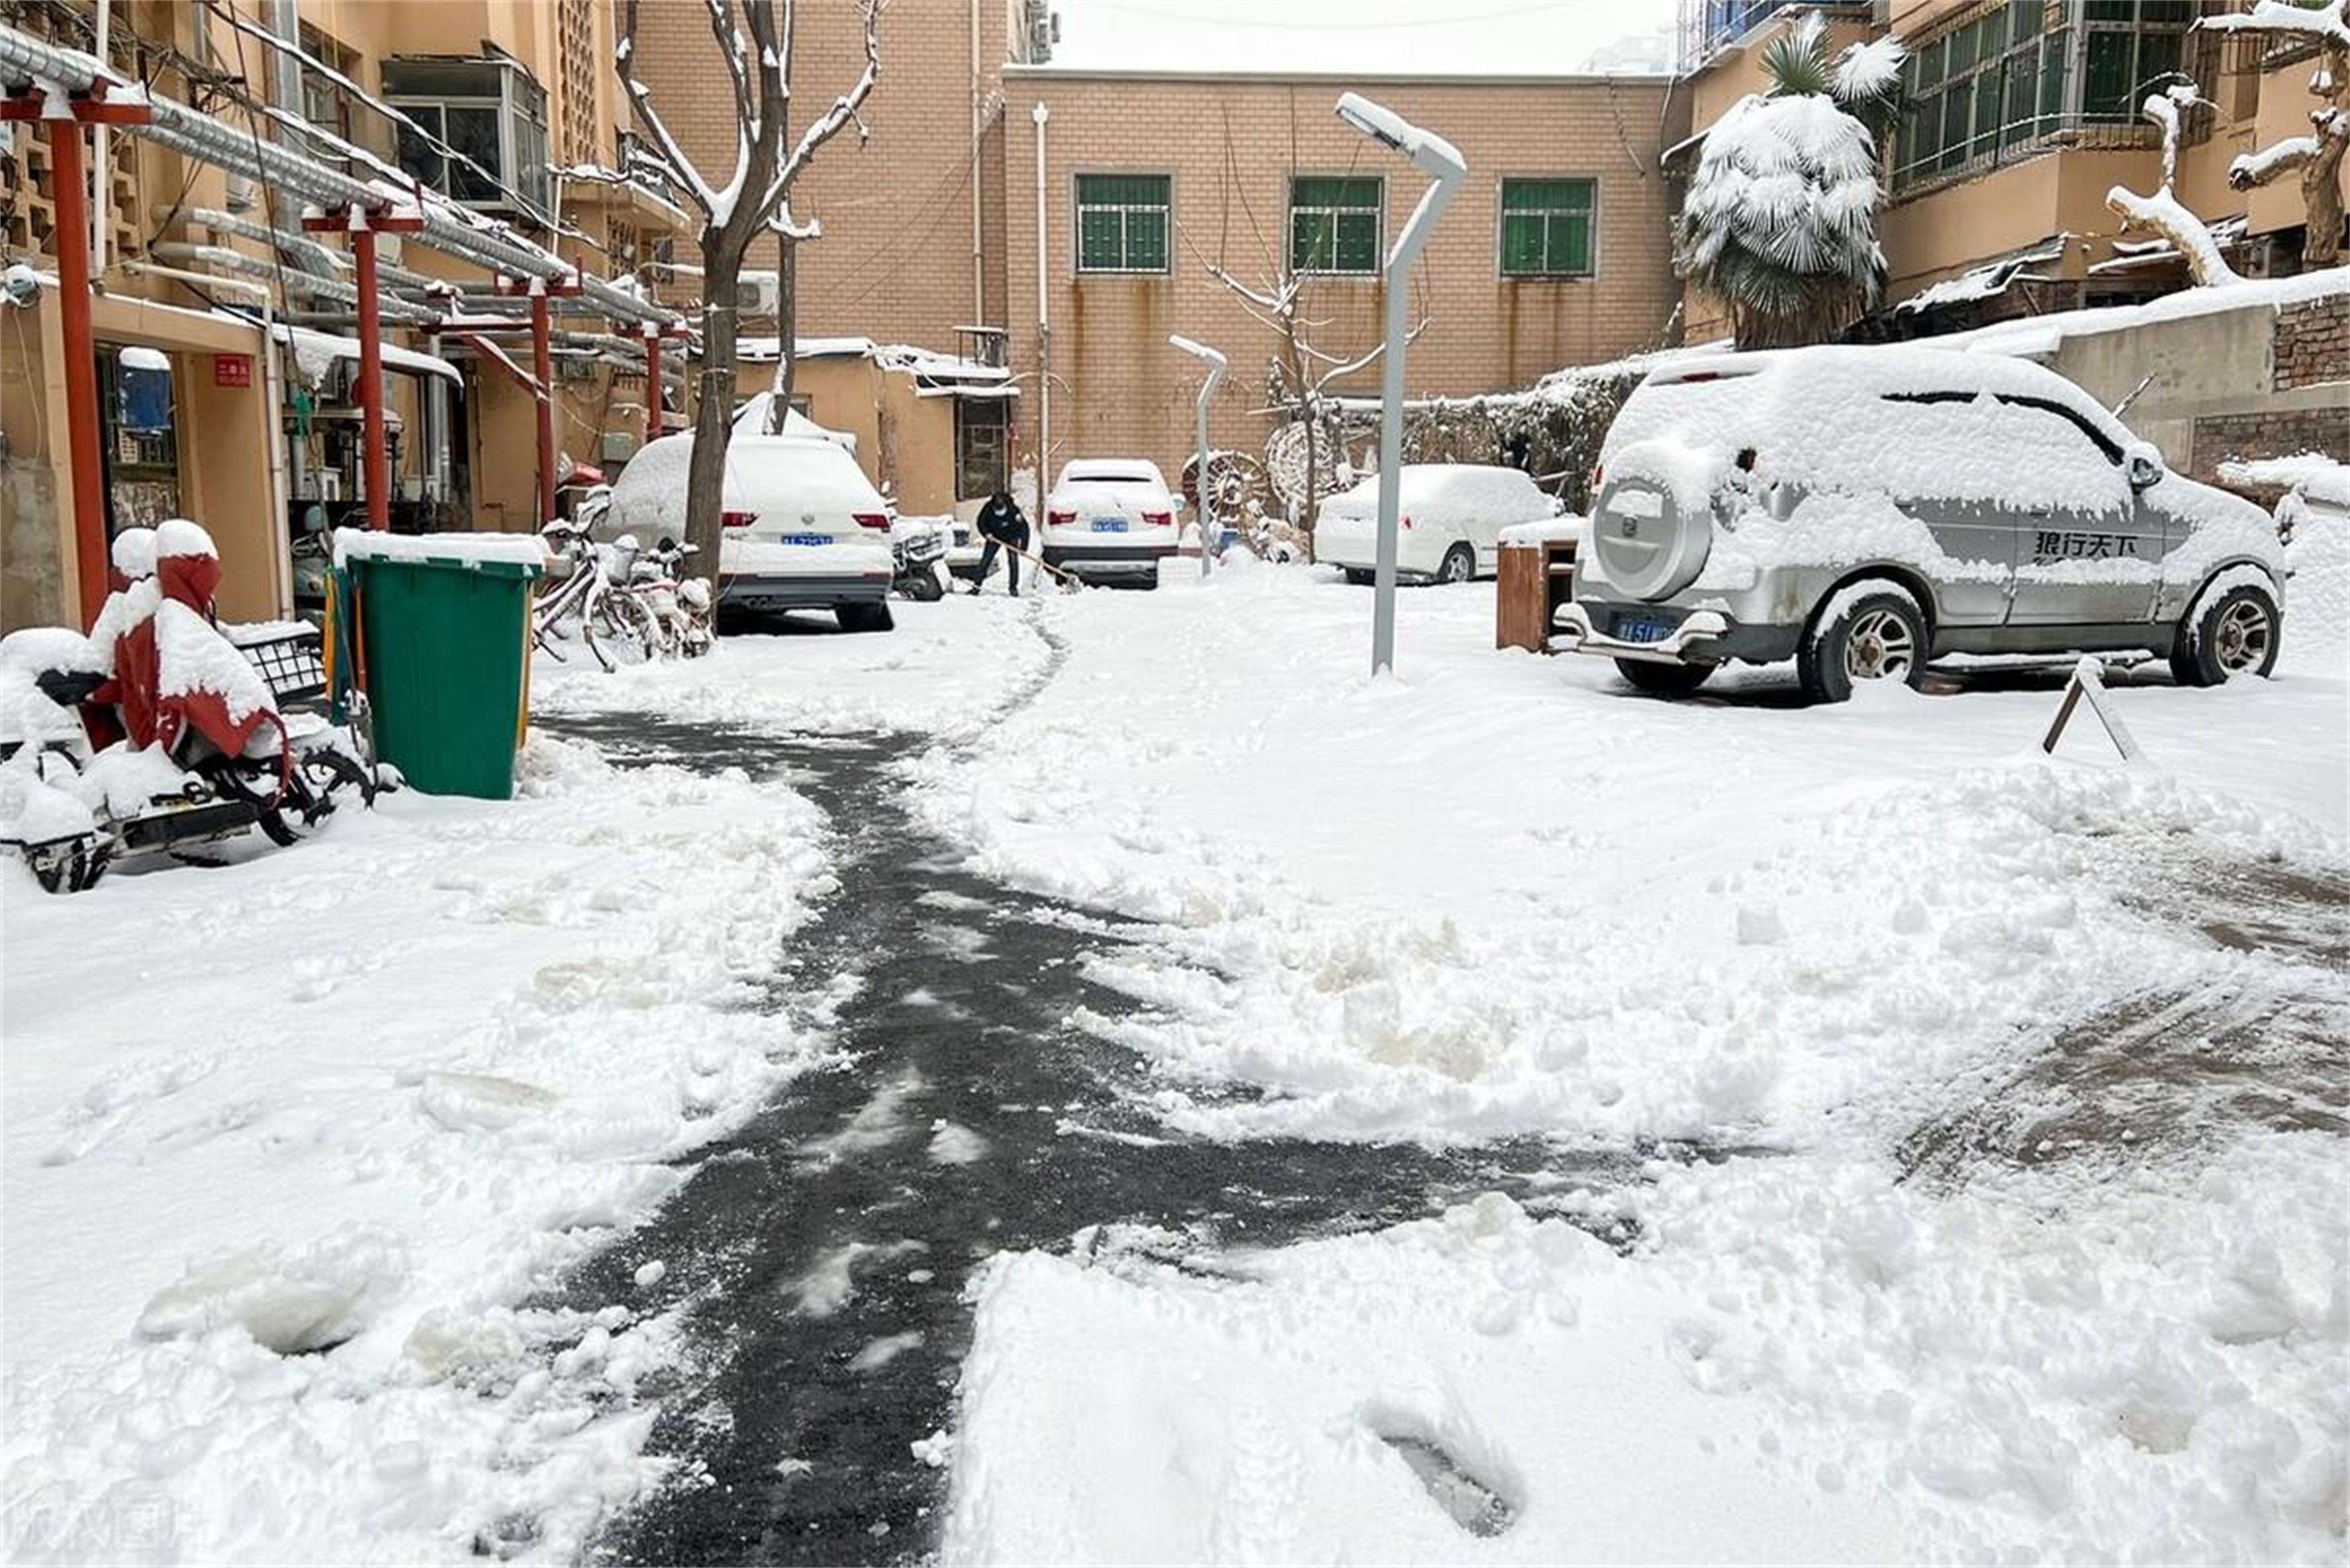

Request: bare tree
left=1188, top=110, right=1422, bottom=556
left=616, top=0, right=879, bottom=572
left=2203, top=0, right=2349, bottom=268
left=2107, top=81, right=2244, bottom=284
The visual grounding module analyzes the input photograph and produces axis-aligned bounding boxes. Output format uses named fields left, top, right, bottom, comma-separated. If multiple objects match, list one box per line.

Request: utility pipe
left=969, top=0, right=984, bottom=327
left=1031, top=101, right=1049, bottom=513
left=0, top=26, right=678, bottom=329
left=530, top=279, right=555, bottom=524
left=89, top=0, right=107, bottom=271
left=148, top=241, right=441, bottom=323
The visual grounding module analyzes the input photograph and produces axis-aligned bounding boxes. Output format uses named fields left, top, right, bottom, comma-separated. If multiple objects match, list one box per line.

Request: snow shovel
left=982, top=539, right=1084, bottom=595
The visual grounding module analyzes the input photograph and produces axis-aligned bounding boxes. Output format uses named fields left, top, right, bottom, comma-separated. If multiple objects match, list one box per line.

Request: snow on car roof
left=1603, top=344, right=2149, bottom=517
left=1059, top=459, right=1164, bottom=483
left=1322, top=464, right=1553, bottom=524
left=610, top=428, right=884, bottom=537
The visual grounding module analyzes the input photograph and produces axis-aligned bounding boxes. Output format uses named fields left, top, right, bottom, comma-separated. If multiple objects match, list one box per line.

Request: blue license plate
left=1090, top=518, right=1127, bottom=533
left=779, top=532, right=830, bottom=546
left=1620, top=618, right=1672, bottom=645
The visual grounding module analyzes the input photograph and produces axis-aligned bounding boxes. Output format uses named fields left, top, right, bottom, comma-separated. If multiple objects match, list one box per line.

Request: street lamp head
left=1168, top=333, right=1226, bottom=372
left=1334, top=92, right=1465, bottom=181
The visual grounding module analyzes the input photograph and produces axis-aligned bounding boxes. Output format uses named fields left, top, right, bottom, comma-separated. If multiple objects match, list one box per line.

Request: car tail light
left=1399, top=514, right=1414, bottom=531
left=1047, top=508, right=1076, bottom=525
left=1141, top=509, right=1172, bottom=527
left=1674, top=371, right=1724, bottom=383
left=1590, top=465, right=1604, bottom=493
left=721, top=510, right=755, bottom=530
left=852, top=512, right=891, bottom=531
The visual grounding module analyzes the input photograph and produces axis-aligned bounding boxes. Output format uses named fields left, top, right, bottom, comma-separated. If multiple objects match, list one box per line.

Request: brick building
left=625, top=2, right=1689, bottom=512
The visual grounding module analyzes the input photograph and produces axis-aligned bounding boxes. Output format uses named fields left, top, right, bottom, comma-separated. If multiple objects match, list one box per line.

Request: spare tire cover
left=1591, top=466, right=1712, bottom=602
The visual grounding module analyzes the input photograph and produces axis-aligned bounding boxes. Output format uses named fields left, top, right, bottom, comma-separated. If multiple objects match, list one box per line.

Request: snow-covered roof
left=1896, top=238, right=2068, bottom=313
left=273, top=324, right=463, bottom=387
left=1941, top=267, right=2350, bottom=359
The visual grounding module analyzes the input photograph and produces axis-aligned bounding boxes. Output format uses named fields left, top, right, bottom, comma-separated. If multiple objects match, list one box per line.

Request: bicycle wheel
left=588, top=590, right=655, bottom=667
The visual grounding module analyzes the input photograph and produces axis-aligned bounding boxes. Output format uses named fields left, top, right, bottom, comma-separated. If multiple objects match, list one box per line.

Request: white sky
left=1047, top=0, right=1682, bottom=76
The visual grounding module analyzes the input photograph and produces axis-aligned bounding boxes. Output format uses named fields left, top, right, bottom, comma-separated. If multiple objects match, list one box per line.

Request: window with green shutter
left=1498, top=178, right=1596, bottom=278
left=1074, top=173, right=1171, bottom=274
left=1289, top=176, right=1382, bottom=274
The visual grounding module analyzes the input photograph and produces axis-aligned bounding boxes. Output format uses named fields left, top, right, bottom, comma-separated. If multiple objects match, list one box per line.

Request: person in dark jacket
left=971, top=488, right=1029, bottom=596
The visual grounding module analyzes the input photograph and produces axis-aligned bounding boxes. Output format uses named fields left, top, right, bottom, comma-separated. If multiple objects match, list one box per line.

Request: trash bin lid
left=333, top=529, right=546, bottom=580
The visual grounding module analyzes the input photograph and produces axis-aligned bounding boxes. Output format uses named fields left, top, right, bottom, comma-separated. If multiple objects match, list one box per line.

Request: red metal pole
left=48, top=116, right=109, bottom=629
left=531, top=286, right=555, bottom=524
left=354, top=226, right=389, bottom=531
left=644, top=329, right=661, bottom=451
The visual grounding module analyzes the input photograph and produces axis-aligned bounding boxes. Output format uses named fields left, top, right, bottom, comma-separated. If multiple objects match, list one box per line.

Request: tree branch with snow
left=2106, top=82, right=2242, bottom=285
left=2199, top=0, right=2348, bottom=267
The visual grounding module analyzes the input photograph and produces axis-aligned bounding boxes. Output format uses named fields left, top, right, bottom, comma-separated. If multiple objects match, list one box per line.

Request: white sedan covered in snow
left=605, top=416, right=897, bottom=632
left=1041, top=459, right=1181, bottom=587
left=1317, top=464, right=1563, bottom=585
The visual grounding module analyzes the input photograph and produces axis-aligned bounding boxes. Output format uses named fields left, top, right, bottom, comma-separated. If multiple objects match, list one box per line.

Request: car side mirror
left=2125, top=447, right=2164, bottom=491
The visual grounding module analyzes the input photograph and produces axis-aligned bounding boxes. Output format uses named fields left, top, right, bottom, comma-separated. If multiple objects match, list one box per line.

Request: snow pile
left=535, top=591, right=1053, bottom=736
left=906, top=567, right=2345, bottom=1561
left=946, top=1132, right=2346, bottom=1564
left=1, top=730, right=834, bottom=1561
left=153, top=596, right=279, bottom=726
left=1320, top=465, right=1558, bottom=531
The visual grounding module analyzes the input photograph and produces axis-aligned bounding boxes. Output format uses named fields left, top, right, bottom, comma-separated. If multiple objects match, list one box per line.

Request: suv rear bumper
left=1551, top=602, right=1802, bottom=665
left=719, top=572, right=891, bottom=611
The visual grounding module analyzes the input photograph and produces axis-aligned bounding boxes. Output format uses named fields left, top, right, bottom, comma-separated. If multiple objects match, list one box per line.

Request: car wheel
left=1344, top=568, right=1373, bottom=587
left=2169, top=582, right=2280, bottom=687
left=836, top=600, right=895, bottom=634
left=1438, top=543, right=1475, bottom=584
left=1614, top=658, right=1715, bottom=696
left=1799, top=585, right=1927, bottom=704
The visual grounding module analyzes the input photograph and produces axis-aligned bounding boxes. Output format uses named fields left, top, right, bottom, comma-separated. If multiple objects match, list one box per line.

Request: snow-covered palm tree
left=1675, top=13, right=1906, bottom=350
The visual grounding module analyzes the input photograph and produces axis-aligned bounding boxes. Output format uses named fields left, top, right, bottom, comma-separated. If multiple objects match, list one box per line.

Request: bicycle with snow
left=532, top=518, right=661, bottom=670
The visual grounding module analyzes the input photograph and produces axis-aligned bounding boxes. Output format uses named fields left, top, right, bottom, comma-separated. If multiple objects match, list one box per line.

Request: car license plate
left=1619, top=617, right=1672, bottom=645
left=1090, top=518, right=1127, bottom=533
left=780, top=532, right=830, bottom=546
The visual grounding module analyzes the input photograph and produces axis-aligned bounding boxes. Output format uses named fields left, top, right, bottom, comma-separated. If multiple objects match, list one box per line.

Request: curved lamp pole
left=1169, top=334, right=1226, bottom=580
left=1335, top=91, right=1465, bottom=677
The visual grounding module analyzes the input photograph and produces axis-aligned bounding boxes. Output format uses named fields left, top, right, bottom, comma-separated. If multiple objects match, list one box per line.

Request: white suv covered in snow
left=1556, top=346, right=2287, bottom=701
left=607, top=422, right=897, bottom=632
left=1317, top=464, right=1563, bottom=585
left=1042, top=459, right=1180, bottom=586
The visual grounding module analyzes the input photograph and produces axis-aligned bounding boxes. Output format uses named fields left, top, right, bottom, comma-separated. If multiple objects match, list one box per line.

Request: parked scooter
left=892, top=518, right=950, bottom=602
left=0, top=521, right=382, bottom=893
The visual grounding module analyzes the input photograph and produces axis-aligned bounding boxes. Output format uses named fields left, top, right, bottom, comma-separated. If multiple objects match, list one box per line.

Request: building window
left=296, top=24, right=355, bottom=144
left=1498, top=178, right=1595, bottom=278
left=1074, top=174, right=1170, bottom=273
left=2082, top=0, right=2191, bottom=122
left=1894, top=0, right=2195, bottom=190
left=1290, top=176, right=1382, bottom=275
left=383, top=56, right=551, bottom=219
left=956, top=397, right=1010, bottom=500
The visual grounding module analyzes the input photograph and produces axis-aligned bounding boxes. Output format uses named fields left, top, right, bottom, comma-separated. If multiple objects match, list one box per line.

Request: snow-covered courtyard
left=4, top=564, right=2345, bottom=1565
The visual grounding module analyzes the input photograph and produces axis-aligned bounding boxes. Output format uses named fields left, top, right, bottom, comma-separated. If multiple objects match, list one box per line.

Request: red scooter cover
left=139, top=528, right=285, bottom=765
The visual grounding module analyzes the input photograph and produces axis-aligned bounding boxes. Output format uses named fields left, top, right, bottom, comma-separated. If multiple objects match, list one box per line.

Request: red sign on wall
left=214, top=354, right=253, bottom=388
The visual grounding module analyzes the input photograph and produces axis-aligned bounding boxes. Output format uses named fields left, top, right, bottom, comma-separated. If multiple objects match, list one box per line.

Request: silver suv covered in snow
left=1555, top=347, right=2287, bottom=701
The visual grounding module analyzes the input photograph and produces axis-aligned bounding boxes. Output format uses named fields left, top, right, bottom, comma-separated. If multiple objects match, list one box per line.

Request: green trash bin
left=331, top=533, right=544, bottom=800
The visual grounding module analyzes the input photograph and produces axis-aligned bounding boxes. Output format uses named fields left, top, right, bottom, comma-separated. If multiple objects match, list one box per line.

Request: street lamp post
left=1169, top=334, right=1226, bottom=581
left=1334, top=92, right=1465, bottom=677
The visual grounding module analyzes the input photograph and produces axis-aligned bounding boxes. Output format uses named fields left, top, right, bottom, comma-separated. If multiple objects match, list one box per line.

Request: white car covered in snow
left=606, top=416, right=896, bottom=632
left=1041, top=459, right=1180, bottom=587
left=1317, top=464, right=1564, bottom=586
left=1555, top=346, right=2289, bottom=701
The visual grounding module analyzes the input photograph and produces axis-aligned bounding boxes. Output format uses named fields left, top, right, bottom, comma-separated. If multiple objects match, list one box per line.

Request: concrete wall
left=1000, top=69, right=1687, bottom=492
left=2039, top=290, right=2349, bottom=485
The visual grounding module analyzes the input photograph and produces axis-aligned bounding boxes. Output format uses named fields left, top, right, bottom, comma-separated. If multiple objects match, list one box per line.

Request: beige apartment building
left=627, top=2, right=1688, bottom=512
left=1678, top=0, right=2346, bottom=342
left=2, top=0, right=684, bottom=629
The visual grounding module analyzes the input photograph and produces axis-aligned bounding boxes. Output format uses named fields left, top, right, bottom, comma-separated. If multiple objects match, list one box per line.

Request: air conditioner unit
left=599, top=430, right=639, bottom=465
left=739, top=270, right=779, bottom=317
left=224, top=171, right=257, bottom=213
